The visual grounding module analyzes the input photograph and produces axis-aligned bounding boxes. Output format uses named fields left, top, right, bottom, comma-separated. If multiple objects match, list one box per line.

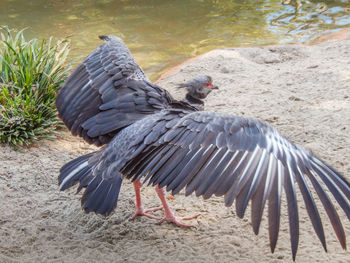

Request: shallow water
left=0, top=0, right=349, bottom=80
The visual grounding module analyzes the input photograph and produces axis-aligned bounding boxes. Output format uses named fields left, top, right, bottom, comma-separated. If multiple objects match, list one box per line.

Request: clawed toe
left=132, top=206, right=163, bottom=220
left=157, top=214, right=199, bottom=227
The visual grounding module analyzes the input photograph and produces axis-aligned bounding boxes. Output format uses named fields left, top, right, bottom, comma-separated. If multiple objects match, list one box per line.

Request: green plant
left=0, top=27, right=70, bottom=147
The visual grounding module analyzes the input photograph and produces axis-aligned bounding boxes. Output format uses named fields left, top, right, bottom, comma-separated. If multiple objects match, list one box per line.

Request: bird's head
left=177, top=75, right=218, bottom=100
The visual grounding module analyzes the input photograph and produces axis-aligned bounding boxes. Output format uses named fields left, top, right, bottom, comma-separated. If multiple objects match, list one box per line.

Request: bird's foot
left=154, top=184, right=199, bottom=227
left=157, top=213, right=199, bottom=227
left=132, top=205, right=163, bottom=220
left=132, top=180, right=163, bottom=220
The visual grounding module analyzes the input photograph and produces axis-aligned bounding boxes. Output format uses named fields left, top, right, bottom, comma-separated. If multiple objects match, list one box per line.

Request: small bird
left=56, top=35, right=350, bottom=261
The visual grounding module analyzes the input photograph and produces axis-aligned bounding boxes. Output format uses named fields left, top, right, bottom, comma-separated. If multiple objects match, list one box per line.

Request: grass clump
left=0, top=27, right=70, bottom=147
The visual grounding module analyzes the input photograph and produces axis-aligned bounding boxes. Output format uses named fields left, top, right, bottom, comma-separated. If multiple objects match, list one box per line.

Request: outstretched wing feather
left=56, top=35, right=172, bottom=146
left=120, top=111, right=350, bottom=258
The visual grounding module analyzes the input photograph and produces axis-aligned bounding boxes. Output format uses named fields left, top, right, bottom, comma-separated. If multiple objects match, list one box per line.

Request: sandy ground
left=1, top=31, right=350, bottom=263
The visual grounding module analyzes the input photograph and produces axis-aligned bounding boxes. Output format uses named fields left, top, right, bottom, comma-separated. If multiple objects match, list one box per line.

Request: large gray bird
left=56, top=35, right=350, bottom=260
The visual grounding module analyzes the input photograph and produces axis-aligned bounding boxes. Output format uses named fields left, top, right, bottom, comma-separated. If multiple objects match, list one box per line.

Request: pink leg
left=132, top=180, right=162, bottom=220
left=155, top=185, right=199, bottom=227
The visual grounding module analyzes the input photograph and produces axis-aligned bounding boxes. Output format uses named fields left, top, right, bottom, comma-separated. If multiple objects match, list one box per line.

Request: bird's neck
left=183, top=93, right=204, bottom=110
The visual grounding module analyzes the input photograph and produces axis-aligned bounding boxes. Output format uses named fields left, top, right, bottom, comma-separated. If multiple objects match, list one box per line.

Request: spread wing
left=120, top=111, right=350, bottom=260
left=56, top=35, right=173, bottom=146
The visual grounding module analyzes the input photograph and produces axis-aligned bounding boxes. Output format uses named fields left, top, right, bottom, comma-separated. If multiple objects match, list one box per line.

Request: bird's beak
left=211, top=85, right=218, bottom=90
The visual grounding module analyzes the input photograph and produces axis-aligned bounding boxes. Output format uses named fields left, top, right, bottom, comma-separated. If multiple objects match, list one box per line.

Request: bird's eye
left=205, top=82, right=213, bottom=88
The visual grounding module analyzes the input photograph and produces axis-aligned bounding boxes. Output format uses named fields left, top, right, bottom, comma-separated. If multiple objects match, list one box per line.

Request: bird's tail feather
left=58, top=152, right=123, bottom=216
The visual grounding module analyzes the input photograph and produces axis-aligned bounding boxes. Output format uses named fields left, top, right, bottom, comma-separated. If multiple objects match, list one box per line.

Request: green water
left=1, top=0, right=349, bottom=80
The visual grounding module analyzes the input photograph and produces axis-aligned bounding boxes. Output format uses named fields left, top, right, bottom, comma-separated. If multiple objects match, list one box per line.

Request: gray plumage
left=57, top=35, right=350, bottom=261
